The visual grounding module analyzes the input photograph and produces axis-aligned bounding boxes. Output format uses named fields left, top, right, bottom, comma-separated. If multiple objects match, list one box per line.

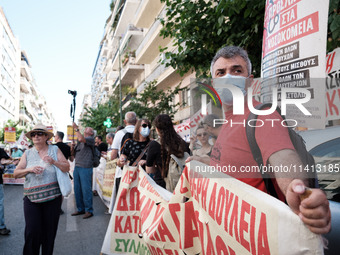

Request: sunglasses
left=197, top=132, right=208, bottom=137
left=31, top=132, right=46, bottom=137
left=141, top=123, right=151, bottom=128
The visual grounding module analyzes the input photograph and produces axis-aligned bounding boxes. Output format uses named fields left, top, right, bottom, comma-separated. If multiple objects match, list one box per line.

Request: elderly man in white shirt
left=110, top=112, right=137, bottom=195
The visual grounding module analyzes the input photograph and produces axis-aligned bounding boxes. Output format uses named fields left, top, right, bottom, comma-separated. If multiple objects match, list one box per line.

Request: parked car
left=298, top=126, right=340, bottom=255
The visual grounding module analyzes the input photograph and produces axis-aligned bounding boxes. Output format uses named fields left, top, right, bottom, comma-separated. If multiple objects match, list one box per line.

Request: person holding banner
left=110, top=112, right=136, bottom=195
left=13, top=124, right=70, bottom=255
left=146, top=114, right=190, bottom=189
left=209, top=45, right=331, bottom=234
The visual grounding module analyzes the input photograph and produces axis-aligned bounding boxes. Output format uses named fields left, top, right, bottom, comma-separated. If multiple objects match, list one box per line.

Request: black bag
left=120, top=130, right=133, bottom=154
left=246, top=103, right=318, bottom=198
left=91, top=146, right=101, bottom=168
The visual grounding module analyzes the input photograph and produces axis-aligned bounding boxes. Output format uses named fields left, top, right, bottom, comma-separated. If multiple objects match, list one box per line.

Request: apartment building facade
left=0, top=7, right=20, bottom=127
left=87, top=0, right=194, bottom=124
left=20, top=51, right=56, bottom=129
left=0, top=7, right=56, bottom=133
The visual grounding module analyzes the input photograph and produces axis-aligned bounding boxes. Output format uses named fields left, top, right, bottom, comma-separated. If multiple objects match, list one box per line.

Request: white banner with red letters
left=174, top=102, right=212, bottom=142
left=101, top=161, right=323, bottom=255
left=261, top=0, right=329, bottom=129
left=326, top=47, right=340, bottom=121
left=17, top=131, right=30, bottom=149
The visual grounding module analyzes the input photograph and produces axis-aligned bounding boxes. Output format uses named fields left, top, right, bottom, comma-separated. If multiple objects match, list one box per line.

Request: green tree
left=80, top=93, right=121, bottom=137
left=0, top=120, right=29, bottom=142
left=160, top=0, right=265, bottom=77
left=328, top=0, right=340, bottom=52
left=160, top=0, right=340, bottom=77
left=125, top=80, right=184, bottom=123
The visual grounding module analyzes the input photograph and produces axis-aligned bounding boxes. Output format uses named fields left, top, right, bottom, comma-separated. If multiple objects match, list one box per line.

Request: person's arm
left=110, top=149, right=118, bottom=160
left=268, top=149, right=331, bottom=234
left=72, top=122, right=86, bottom=143
left=255, top=110, right=331, bottom=234
left=186, top=155, right=210, bottom=165
left=69, top=155, right=74, bottom=162
left=146, top=141, right=158, bottom=174
left=42, top=148, right=70, bottom=173
left=14, top=152, right=43, bottom=178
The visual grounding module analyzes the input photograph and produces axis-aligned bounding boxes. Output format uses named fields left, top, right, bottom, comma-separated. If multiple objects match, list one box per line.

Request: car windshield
left=310, top=138, right=340, bottom=157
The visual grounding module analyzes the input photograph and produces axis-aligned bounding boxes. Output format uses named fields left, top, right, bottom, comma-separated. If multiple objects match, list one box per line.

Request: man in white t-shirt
left=111, top=112, right=136, bottom=194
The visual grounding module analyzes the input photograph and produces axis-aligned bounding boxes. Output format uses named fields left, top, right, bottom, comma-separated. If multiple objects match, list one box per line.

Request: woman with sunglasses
left=118, top=119, right=151, bottom=169
left=14, top=124, right=70, bottom=255
left=186, top=124, right=213, bottom=165
left=193, top=124, right=213, bottom=158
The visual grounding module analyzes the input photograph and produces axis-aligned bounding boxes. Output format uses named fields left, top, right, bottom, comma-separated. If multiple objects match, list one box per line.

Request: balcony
left=20, top=77, right=31, bottom=94
left=135, top=19, right=171, bottom=64
left=121, top=57, right=144, bottom=85
left=135, top=0, right=164, bottom=28
left=20, top=60, right=32, bottom=81
left=114, top=0, right=141, bottom=37
left=111, top=25, right=144, bottom=70
left=107, top=71, right=119, bottom=81
left=100, top=81, right=110, bottom=93
left=19, top=109, right=32, bottom=123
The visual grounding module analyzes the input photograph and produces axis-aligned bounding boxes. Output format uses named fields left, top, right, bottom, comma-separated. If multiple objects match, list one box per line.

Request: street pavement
left=0, top=184, right=111, bottom=255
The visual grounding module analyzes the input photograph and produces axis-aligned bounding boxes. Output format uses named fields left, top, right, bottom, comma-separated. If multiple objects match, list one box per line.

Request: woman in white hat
left=14, top=124, right=69, bottom=255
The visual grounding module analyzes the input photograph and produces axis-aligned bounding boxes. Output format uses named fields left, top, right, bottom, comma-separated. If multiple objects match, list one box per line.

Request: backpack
left=165, top=152, right=190, bottom=192
left=246, top=103, right=318, bottom=198
left=91, top=146, right=101, bottom=168
left=120, top=129, right=134, bottom=154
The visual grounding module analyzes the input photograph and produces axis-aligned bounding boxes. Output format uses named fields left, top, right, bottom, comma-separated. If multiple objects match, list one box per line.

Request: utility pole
left=117, top=36, right=123, bottom=126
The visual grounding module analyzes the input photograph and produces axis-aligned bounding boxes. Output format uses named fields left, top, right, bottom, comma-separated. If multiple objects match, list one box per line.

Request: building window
left=180, top=87, right=190, bottom=108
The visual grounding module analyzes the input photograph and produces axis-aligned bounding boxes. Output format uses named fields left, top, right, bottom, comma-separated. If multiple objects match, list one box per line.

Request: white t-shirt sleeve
left=112, top=130, right=125, bottom=150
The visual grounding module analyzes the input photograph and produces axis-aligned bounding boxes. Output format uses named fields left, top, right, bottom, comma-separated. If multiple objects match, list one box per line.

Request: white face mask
left=140, top=127, right=150, bottom=137
left=214, top=73, right=248, bottom=106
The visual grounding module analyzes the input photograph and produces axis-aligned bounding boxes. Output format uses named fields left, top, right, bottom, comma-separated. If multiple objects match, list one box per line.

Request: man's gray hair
left=86, top=127, right=95, bottom=137
left=106, top=132, right=114, bottom=139
left=125, top=111, right=137, bottom=125
left=210, top=45, right=252, bottom=76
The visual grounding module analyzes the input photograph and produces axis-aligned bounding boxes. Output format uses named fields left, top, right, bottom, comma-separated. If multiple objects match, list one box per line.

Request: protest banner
left=17, top=131, right=30, bottom=149
left=67, top=125, right=76, bottom=141
left=175, top=102, right=212, bottom=142
left=3, top=161, right=25, bottom=185
left=4, top=127, right=16, bottom=143
left=326, top=47, right=340, bottom=121
left=261, top=0, right=329, bottom=129
left=94, top=158, right=117, bottom=208
left=3, top=172, right=25, bottom=185
left=101, top=162, right=323, bottom=255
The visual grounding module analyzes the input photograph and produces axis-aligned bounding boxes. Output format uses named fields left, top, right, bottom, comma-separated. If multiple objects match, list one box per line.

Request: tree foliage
left=79, top=80, right=183, bottom=136
left=0, top=120, right=29, bottom=143
left=328, top=0, right=340, bottom=52
left=160, top=0, right=340, bottom=77
left=125, top=80, right=184, bottom=123
left=80, top=93, right=121, bottom=137
left=160, top=0, right=265, bottom=77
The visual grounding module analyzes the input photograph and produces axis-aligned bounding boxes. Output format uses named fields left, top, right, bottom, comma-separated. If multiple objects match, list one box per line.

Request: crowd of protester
left=0, top=45, right=332, bottom=254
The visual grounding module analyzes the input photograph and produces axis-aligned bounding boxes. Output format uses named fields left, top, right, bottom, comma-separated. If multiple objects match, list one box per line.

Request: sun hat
left=25, top=124, right=54, bottom=140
